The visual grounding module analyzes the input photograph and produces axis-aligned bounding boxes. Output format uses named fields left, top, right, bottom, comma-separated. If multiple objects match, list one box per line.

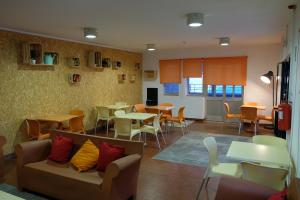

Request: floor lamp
left=260, top=71, right=275, bottom=107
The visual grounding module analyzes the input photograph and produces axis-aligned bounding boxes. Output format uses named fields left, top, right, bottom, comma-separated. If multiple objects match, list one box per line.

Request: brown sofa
left=15, top=130, right=144, bottom=200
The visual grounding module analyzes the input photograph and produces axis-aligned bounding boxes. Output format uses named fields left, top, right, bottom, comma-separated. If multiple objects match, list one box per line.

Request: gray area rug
left=153, top=131, right=250, bottom=167
left=0, top=183, right=48, bottom=200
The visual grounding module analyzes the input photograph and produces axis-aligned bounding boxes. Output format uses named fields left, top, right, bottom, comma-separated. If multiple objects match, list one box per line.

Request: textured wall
left=0, top=30, right=142, bottom=154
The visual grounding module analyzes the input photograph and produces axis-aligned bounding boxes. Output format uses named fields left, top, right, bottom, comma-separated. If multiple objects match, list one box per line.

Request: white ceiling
left=0, top=0, right=295, bottom=52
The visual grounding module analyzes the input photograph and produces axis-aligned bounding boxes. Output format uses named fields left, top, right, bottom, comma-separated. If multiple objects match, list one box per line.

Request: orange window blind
left=159, top=59, right=182, bottom=83
left=203, top=56, right=247, bottom=85
left=182, top=58, right=203, bottom=78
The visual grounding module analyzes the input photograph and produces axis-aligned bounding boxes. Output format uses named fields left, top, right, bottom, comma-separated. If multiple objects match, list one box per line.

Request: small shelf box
left=143, top=70, right=157, bottom=80
left=68, top=57, right=81, bottom=68
left=22, top=42, right=43, bottom=65
left=88, top=51, right=102, bottom=69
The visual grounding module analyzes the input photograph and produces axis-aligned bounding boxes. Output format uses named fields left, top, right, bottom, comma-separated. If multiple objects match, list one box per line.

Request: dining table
left=103, top=104, right=130, bottom=110
left=32, top=114, right=79, bottom=129
left=226, top=141, right=291, bottom=168
left=145, top=105, right=174, bottom=111
left=240, top=104, right=266, bottom=110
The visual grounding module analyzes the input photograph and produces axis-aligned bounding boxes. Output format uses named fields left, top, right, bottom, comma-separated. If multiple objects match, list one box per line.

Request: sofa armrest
left=215, top=177, right=277, bottom=200
left=102, top=154, right=142, bottom=200
left=15, top=139, right=52, bottom=167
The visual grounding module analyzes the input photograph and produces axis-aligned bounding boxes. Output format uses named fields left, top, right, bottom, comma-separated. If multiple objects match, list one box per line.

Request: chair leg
left=106, top=120, right=109, bottom=136
left=238, top=122, right=242, bottom=135
left=95, top=120, right=98, bottom=135
left=155, top=134, right=161, bottom=149
left=254, top=122, right=257, bottom=135
left=181, top=125, right=184, bottom=135
left=196, top=177, right=207, bottom=200
left=139, top=133, right=141, bottom=141
left=161, top=131, right=167, bottom=145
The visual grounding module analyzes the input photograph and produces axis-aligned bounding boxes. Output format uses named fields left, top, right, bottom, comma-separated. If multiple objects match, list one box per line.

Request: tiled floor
left=3, top=121, right=273, bottom=200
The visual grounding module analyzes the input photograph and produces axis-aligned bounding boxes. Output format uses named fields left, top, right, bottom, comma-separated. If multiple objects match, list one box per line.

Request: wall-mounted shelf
left=118, top=74, right=126, bottom=83
left=112, top=60, right=122, bottom=70
left=129, top=74, right=136, bottom=83
left=88, top=51, right=102, bottom=69
left=102, top=58, right=111, bottom=68
left=67, top=57, right=81, bottom=68
left=143, top=70, right=157, bottom=80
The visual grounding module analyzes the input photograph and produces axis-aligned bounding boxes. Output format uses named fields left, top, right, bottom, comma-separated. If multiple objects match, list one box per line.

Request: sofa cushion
left=70, top=139, right=99, bottom=172
left=48, top=135, right=73, bottom=163
left=97, top=142, right=125, bottom=171
left=25, top=160, right=103, bottom=186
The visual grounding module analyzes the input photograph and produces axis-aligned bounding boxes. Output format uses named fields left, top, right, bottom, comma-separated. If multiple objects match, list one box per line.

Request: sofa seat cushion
left=25, top=160, right=103, bottom=186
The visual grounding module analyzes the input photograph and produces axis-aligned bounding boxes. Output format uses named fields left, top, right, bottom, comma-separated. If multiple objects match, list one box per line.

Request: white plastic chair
left=114, top=118, right=141, bottom=140
left=241, top=161, right=288, bottom=191
left=252, top=135, right=287, bottom=148
left=114, top=110, right=126, bottom=117
left=196, top=137, right=242, bottom=200
left=95, top=106, right=115, bottom=135
left=141, top=114, right=166, bottom=149
left=115, top=102, right=127, bottom=106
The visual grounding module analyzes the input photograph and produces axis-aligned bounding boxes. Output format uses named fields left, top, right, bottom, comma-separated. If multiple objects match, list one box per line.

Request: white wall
left=282, top=0, right=300, bottom=178
left=143, top=44, right=281, bottom=118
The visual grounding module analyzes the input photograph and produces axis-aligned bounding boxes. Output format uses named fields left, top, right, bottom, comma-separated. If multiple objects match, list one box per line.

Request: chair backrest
left=203, top=137, right=218, bottom=169
left=252, top=135, right=287, bottom=148
left=114, top=110, right=126, bottom=117
left=70, top=109, right=84, bottom=116
left=26, top=119, right=41, bottom=138
left=153, top=114, right=162, bottom=129
left=114, top=118, right=132, bottom=137
left=224, top=103, right=230, bottom=118
left=134, top=104, right=146, bottom=113
left=96, top=106, right=110, bottom=118
left=145, top=108, right=159, bottom=114
left=240, top=107, right=258, bottom=121
left=69, top=116, right=85, bottom=134
left=244, top=102, right=258, bottom=106
left=115, top=102, right=127, bottom=106
left=178, top=106, right=185, bottom=121
left=125, top=106, right=133, bottom=113
left=241, top=162, right=288, bottom=191
left=160, top=102, right=173, bottom=107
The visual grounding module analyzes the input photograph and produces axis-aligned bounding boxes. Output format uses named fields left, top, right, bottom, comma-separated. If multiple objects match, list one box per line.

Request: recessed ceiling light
left=83, top=27, right=97, bottom=39
left=187, top=13, right=204, bottom=27
left=219, top=37, right=230, bottom=46
left=146, top=44, right=156, bottom=51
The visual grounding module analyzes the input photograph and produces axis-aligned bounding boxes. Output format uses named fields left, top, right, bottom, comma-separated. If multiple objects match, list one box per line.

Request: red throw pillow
left=268, top=188, right=288, bottom=200
left=97, top=142, right=125, bottom=171
left=48, top=135, right=73, bottom=163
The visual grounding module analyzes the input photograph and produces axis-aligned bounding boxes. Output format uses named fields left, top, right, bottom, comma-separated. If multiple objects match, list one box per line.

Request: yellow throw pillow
left=70, top=139, right=99, bottom=172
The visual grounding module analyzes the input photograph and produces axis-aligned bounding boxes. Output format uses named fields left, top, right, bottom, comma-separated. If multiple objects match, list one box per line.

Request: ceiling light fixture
left=187, top=13, right=204, bottom=27
left=219, top=37, right=230, bottom=46
left=146, top=44, right=156, bottom=51
left=83, top=27, right=97, bottom=39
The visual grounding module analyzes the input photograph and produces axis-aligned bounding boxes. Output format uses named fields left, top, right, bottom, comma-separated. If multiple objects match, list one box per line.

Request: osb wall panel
left=0, top=30, right=142, bottom=154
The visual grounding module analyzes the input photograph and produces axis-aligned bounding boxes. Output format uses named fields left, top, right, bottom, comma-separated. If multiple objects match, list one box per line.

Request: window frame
left=186, top=77, right=204, bottom=96
left=163, top=83, right=180, bottom=96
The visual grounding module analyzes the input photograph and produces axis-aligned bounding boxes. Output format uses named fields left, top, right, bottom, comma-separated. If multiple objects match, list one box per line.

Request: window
left=215, top=85, right=223, bottom=97
left=225, top=85, right=234, bottom=97
left=207, top=85, right=214, bottom=96
left=187, top=77, right=203, bottom=95
left=164, top=83, right=179, bottom=95
left=234, top=85, right=243, bottom=97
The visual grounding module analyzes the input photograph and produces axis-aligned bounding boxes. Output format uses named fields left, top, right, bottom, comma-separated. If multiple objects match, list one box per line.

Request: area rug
left=153, top=132, right=250, bottom=167
left=0, top=183, right=48, bottom=200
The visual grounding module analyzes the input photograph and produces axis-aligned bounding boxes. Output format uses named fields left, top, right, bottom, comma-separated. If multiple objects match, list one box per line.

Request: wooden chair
left=258, top=108, right=275, bottom=124
left=166, top=106, right=187, bottom=135
left=64, top=109, right=85, bottom=134
left=134, top=104, right=147, bottom=113
left=25, top=119, right=50, bottom=140
left=224, top=103, right=241, bottom=120
left=159, top=102, right=173, bottom=119
left=0, top=136, right=6, bottom=179
left=239, top=107, right=258, bottom=135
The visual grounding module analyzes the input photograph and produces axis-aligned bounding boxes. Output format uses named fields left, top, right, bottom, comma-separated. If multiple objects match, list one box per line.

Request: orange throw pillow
left=70, top=139, right=99, bottom=172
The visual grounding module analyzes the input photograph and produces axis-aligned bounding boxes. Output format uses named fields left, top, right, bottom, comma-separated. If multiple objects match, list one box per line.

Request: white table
left=115, top=112, right=156, bottom=120
left=145, top=105, right=174, bottom=111
left=0, top=191, right=25, bottom=200
left=104, top=104, right=130, bottom=110
left=226, top=141, right=290, bottom=168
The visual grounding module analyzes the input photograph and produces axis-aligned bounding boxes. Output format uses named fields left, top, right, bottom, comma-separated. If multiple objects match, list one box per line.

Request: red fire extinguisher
left=278, top=102, right=292, bottom=131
